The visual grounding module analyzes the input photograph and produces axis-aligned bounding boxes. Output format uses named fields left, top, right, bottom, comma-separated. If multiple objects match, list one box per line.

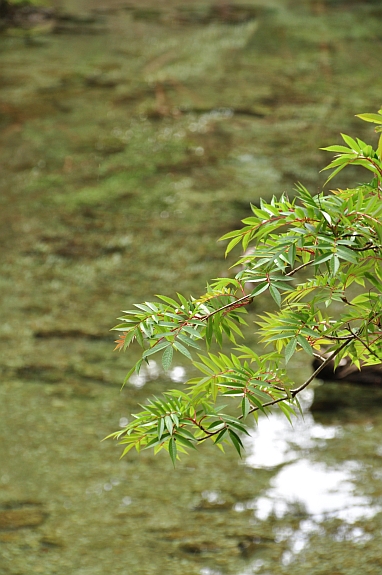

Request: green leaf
left=269, top=285, right=281, bottom=307
left=174, top=423, right=194, bottom=438
left=120, top=443, right=136, bottom=458
left=321, top=145, right=355, bottom=153
left=213, top=314, right=223, bottom=347
left=135, top=327, right=145, bottom=348
left=214, top=428, right=228, bottom=444
left=177, top=293, right=189, bottom=312
left=228, top=430, right=243, bottom=457
left=364, top=272, right=382, bottom=291
left=162, top=345, right=173, bottom=371
left=182, top=325, right=203, bottom=339
left=225, top=234, right=243, bottom=256
left=169, top=437, right=177, bottom=466
left=321, top=211, right=332, bottom=225
left=142, top=341, right=170, bottom=359
left=297, top=334, right=313, bottom=356
left=174, top=434, right=196, bottom=450
left=220, top=228, right=242, bottom=240
left=285, top=337, right=297, bottom=365
left=377, top=134, right=382, bottom=160
left=156, top=294, right=179, bottom=308
left=122, top=363, right=138, bottom=388
left=341, top=133, right=360, bottom=152
left=177, top=333, right=201, bottom=350
left=336, top=246, right=358, bottom=265
left=286, top=243, right=296, bottom=267
left=356, top=113, right=382, bottom=125
left=331, top=255, right=340, bottom=275
left=249, top=281, right=269, bottom=298
left=322, top=163, right=347, bottom=186
left=165, top=415, right=174, bottom=435
left=314, top=253, right=332, bottom=266
left=157, top=417, right=165, bottom=440
left=241, top=396, right=251, bottom=419
left=278, top=401, right=295, bottom=424
left=173, top=341, right=193, bottom=360
left=205, top=317, right=213, bottom=349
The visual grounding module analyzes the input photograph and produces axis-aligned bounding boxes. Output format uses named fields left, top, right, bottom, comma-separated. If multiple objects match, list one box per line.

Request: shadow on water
left=1, top=1, right=382, bottom=574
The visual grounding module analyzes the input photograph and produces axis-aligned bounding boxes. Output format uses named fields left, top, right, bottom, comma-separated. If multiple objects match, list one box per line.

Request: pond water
left=1, top=1, right=382, bottom=573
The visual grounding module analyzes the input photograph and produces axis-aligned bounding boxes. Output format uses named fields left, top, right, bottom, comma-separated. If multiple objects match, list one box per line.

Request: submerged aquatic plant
left=109, top=110, right=382, bottom=464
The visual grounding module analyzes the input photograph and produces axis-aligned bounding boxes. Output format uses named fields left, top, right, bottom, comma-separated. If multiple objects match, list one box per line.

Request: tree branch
left=194, top=338, right=353, bottom=443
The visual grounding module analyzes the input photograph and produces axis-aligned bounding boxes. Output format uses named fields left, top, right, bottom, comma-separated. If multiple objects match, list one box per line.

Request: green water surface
left=1, top=1, right=382, bottom=573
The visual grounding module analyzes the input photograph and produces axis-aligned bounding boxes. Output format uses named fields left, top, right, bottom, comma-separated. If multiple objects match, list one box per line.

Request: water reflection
left=129, top=360, right=186, bottom=387
left=2, top=1, right=382, bottom=572
left=237, top=390, right=382, bottom=569
left=243, top=390, right=341, bottom=468
left=254, top=459, right=377, bottom=522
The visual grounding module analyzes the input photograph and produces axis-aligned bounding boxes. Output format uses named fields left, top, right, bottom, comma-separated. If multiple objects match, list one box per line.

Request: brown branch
left=349, top=242, right=377, bottom=252
left=286, top=260, right=312, bottom=277
left=197, top=294, right=253, bottom=320
left=290, top=338, right=352, bottom=396
left=362, top=157, right=382, bottom=179
left=192, top=337, right=354, bottom=444
left=345, top=325, right=380, bottom=359
left=356, top=212, right=382, bottom=227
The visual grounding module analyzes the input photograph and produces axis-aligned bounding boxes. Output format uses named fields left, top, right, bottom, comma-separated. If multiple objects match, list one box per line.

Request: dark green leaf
left=206, top=317, right=213, bottom=349
left=297, top=335, right=313, bottom=356
left=228, top=430, right=243, bottom=457
left=169, top=438, right=177, bottom=466
left=249, top=282, right=269, bottom=298
left=241, top=396, right=251, bottom=419
left=269, top=285, right=281, bottom=307
left=285, top=337, right=297, bottom=365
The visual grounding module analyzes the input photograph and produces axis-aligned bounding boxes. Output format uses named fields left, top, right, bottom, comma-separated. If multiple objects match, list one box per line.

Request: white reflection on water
left=129, top=360, right=186, bottom=387
left=254, top=459, right=376, bottom=522
left=236, top=390, right=381, bottom=571
left=242, top=391, right=378, bottom=522
left=243, top=390, right=341, bottom=468
left=169, top=365, right=186, bottom=383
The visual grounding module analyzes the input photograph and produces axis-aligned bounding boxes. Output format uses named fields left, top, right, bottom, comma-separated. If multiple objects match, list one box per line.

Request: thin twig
left=290, top=338, right=352, bottom=396
left=286, top=260, right=312, bottom=277
left=194, top=337, right=353, bottom=442
left=197, top=294, right=253, bottom=320
left=346, top=325, right=379, bottom=359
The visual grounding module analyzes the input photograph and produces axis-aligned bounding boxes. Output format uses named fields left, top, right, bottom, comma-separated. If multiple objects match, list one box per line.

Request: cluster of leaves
left=108, top=110, right=382, bottom=465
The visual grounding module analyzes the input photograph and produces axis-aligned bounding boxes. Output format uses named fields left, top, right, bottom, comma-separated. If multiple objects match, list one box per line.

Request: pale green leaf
left=162, top=345, right=173, bottom=371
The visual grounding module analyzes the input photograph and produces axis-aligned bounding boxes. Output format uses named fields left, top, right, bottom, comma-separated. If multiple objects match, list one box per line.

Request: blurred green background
left=1, top=1, right=382, bottom=574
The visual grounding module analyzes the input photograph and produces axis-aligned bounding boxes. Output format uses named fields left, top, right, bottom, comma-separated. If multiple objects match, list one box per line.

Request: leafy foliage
left=108, top=110, right=382, bottom=464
